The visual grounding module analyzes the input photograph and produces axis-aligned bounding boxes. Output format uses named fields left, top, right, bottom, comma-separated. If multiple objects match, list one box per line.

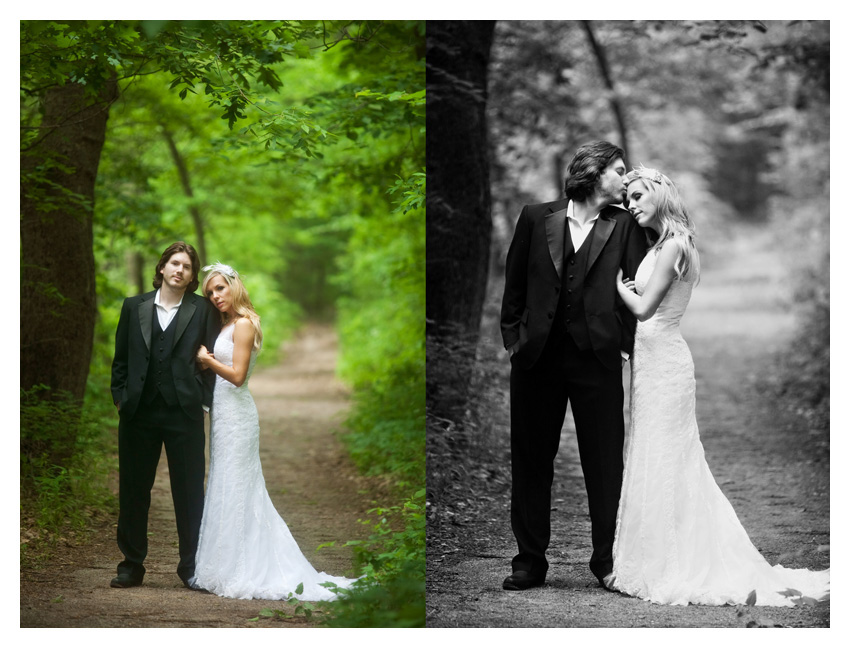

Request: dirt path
left=20, top=324, right=381, bottom=628
left=426, top=224, right=829, bottom=628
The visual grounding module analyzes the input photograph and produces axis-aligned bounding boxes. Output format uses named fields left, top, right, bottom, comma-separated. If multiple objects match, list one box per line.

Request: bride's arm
left=616, top=239, right=679, bottom=322
left=197, top=318, right=254, bottom=387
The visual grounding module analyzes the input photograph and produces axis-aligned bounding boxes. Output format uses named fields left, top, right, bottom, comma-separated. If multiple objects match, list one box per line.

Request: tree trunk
left=581, top=21, right=630, bottom=153
left=20, top=79, right=118, bottom=408
left=426, top=20, right=496, bottom=419
left=162, top=128, right=207, bottom=264
left=127, top=250, right=146, bottom=296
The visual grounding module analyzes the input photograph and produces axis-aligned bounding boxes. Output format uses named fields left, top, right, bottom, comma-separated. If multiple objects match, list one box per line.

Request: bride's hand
left=617, top=268, right=636, bottom=293
left=196, top=345, right=214, bottom=367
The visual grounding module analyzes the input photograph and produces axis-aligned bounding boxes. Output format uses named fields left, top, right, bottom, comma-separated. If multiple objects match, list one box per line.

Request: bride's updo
left=625, top=166, right=700, bottom=283
left=201, top=262, right=263, bottom=350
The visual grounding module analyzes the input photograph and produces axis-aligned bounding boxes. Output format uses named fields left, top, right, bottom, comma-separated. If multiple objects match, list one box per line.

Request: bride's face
left=205, top=275, right=235, bottom=316
left=626, top=180, right=660, bottom=232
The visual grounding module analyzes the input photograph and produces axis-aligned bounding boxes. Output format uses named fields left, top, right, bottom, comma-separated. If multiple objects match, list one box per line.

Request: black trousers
left=116, top=394, right=205, bottom=583
left=508, top=328, right=625, bottom=582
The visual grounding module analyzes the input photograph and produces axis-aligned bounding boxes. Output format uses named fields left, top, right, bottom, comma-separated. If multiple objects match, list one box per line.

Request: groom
left=110, top=241, right=220, bottom=589
left=500, top=141, right=646, bottom=590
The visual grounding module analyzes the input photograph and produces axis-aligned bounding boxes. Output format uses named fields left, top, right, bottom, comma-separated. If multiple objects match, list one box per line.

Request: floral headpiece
left=202, top=262, right=238, bottom=278
left=628, top=165, right=663, bottom=185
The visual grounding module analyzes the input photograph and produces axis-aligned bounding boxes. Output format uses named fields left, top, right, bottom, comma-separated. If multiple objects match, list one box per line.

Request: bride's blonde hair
left=626, top=166, right=700, bottom=283
left=201, top=263, right=263, bottom=350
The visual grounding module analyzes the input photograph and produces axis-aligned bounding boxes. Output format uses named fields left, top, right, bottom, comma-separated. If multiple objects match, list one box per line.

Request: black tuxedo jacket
left=111, top=290, right=221, bottom=421
left=500, top=199, right=647, bottom=371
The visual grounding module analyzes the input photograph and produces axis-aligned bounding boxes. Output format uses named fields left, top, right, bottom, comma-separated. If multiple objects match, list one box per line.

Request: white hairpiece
left=202, top=261, right=238, bottom=278
left=629, top=165, right=663, bottom=185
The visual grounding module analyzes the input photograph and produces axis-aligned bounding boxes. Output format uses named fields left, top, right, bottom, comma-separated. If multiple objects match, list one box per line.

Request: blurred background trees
left=21, top=19, right=424, bottom=626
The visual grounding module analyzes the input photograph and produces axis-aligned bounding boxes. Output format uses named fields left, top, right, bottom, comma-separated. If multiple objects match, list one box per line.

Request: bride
left=608, top=166, right=829, bottom=606
left=190, top=262, right=359, bottom=601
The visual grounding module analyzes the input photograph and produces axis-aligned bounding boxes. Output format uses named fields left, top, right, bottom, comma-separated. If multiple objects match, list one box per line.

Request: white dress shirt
left=153, top=289, right=183, bottom=331
left=566, top=200, right=599, bottom=251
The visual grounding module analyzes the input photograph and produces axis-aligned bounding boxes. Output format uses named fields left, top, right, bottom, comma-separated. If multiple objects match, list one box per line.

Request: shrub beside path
left=426, top=226, right=829, bottom=628
left=21, top=324, right=381, bottom=628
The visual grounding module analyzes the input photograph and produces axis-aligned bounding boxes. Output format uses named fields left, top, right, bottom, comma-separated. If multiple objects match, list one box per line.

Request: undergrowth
left=20, top=383, right=117, bottom=567
left=776, top=269, right=829, bottom=433
left=322, top=488, right=425, bottom=627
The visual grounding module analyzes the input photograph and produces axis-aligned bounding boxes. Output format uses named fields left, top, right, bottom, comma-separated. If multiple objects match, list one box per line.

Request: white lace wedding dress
left=190, top=322, right=359, bottom=601
left=611, top=250, right=830, bottom=606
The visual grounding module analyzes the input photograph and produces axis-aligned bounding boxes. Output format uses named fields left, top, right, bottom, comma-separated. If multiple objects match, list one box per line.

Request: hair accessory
left=202, top=261, right=238, bottom=278
left=631, top=165, right=663, bottom=184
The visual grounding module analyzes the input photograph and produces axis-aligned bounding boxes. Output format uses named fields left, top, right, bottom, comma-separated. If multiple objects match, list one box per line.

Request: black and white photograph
left=426, top=19, right=830, bottom=628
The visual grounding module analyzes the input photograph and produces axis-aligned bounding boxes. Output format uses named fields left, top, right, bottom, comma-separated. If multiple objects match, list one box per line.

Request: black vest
left=142, top=311, right=179, bottom=406
left=554, top=222, right=594, bottom=350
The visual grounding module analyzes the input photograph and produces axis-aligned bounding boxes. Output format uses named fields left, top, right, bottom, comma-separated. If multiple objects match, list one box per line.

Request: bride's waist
left=638, top=318, right=682, bottom=329
left=214, top=378, right=251, bottom=390
left=636, top=322, right=685, bottom=338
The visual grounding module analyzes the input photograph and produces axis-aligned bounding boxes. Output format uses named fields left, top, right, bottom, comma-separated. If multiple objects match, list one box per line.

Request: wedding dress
left=611, top=250, right=829, bottom=606
left=190, top=322, right=359, bottom=601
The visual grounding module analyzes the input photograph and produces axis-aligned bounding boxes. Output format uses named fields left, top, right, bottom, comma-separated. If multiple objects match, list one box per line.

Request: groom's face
left=596, top=157, right=627, bottom=204
left=161, top=252, right=194, bottom=292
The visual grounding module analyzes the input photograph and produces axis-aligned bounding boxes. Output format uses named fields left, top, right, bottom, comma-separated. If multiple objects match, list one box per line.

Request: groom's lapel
left=586, top=215, right=615, bottom=272
left=173, top=295, right=197, bottom=348
left=138, top=295, right=154, bottom=352
left=545, top=207, right=568, bottom=279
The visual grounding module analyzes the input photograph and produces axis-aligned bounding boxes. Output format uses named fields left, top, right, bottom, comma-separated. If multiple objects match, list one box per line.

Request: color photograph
left=20, top=18, right=424, bottom=628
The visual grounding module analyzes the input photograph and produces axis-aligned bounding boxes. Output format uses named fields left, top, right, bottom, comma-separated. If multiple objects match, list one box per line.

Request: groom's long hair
left=564, top=140, right=626, bottom=202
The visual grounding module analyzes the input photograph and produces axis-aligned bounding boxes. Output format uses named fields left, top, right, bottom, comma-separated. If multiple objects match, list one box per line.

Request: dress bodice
left=634, top=248, right=693, bottom=330
left=213, top=322, right=259, bottom=388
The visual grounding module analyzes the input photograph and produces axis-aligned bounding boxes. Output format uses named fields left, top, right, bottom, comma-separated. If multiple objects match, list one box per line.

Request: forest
left=21, top=20, right=424, bottom=627
left=426, top=20, right=829, bottom=627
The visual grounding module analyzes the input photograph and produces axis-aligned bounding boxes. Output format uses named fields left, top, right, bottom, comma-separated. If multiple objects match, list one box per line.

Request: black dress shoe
left=502, top=570, right=545, bottom=591
left=110, top=573, right=143, bottom=588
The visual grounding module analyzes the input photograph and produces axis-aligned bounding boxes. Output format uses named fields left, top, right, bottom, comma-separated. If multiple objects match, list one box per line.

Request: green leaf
left=745, top=590, right=757, bottom=606
left=292, top=42, right=310, bottom=58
